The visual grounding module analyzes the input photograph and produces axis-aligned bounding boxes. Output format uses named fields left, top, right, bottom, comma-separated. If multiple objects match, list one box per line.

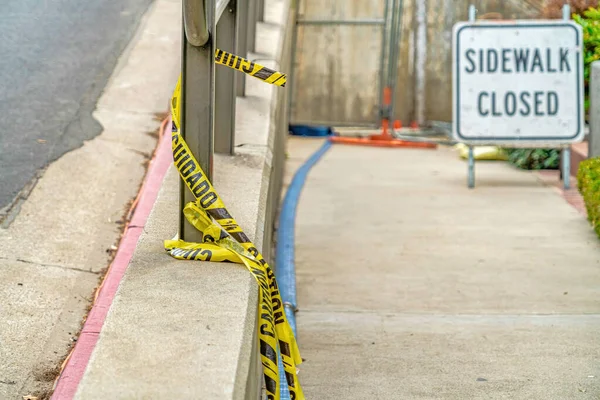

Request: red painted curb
left=51, top=118, right=173, bottom=399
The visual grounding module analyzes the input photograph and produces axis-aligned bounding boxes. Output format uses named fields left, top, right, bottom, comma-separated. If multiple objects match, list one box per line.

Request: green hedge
left=506, top=149, right=560, bottom=170
left=578, top=157, right=600, bottom=238
left=505, top=8, right=600, bottom=170
left=573, top=7, right=600, bottom=114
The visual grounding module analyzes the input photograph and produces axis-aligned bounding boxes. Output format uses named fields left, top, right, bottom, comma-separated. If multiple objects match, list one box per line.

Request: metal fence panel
left=291, top=0, right=544, bottom=127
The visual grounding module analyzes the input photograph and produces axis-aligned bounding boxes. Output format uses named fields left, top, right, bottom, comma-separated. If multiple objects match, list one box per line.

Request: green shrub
left=573, top=7, right=600, bottom=114
left=506, top=148, right=560, bottom=170
left=578, top=157, right=600, bottom=238
left=504, top=7, right=600, bottom=171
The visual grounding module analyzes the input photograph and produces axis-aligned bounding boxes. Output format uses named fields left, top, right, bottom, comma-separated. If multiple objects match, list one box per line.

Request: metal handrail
left=180, top=0, right=249, bottom=242
left=179, top=0, right=264, bottom=239
left=183, top=0, right=231, bottom=47
left=183, top=0, right=210, bottom=47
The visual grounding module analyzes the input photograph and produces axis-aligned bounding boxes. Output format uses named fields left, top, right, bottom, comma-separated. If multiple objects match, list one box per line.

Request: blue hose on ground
left=275, top=140, right=332, bottom=399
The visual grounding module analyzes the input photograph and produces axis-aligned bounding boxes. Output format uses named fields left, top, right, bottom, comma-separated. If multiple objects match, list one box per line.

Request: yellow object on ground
left=455, top=143, right=509, bottom=161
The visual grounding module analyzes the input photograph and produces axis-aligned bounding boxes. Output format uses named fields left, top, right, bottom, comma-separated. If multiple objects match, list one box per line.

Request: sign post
left=453, top=5, right=584, bottom=189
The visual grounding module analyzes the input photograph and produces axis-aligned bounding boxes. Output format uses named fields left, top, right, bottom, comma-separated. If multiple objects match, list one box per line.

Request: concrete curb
left=51, top=118, right=173, bottom=400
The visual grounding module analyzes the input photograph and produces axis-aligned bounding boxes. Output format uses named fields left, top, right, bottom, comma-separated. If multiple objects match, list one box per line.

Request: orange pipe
left=330, top=136, right=436, bottom=149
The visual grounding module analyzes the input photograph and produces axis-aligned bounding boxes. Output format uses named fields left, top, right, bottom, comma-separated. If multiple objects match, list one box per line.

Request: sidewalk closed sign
left=452, top=21, right=584, bottom=144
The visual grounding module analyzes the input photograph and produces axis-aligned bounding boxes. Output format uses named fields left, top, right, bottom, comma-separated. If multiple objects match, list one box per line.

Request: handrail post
left=181, top=0, right=216, bottom=242
left=215, top=1, right=237, bottom=154
left=236, top=0, right=249, bottom=96
left=247, top=0, right=257, bottom=53
left=257, top=0, right=265, bottom=22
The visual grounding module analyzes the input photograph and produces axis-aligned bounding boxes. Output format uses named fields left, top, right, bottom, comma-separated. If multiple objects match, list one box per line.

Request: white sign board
left=452, top=21, right=584, bottom=144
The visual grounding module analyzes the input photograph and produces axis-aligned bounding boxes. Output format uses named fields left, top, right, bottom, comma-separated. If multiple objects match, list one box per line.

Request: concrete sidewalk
left=288, top=139, right=600, bottom=399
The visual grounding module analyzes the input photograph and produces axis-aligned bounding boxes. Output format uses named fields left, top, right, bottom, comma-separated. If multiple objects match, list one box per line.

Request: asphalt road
left=0, top=0, right=154, bottom=213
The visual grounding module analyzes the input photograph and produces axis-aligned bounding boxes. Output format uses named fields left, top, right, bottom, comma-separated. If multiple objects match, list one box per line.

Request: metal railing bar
left=215, top=2, right=237, bottom=155
left=183, top=0, right=210, bottom=47
left=247, top=0, right=257, bottom=52
left=180, top=0, right=216, bottom=242
left=257, top=0, right=265, bottom=22
left=216, top=0, right=231, bottom=23
left=297, top=18, right=385, bottom=25
left=236, top=0, right=248, bottom=96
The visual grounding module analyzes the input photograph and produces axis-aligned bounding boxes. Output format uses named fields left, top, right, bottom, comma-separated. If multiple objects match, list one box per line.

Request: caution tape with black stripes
left=215, top=49, right=287, bottom=87
left=165, top=76, right=303, bottom=400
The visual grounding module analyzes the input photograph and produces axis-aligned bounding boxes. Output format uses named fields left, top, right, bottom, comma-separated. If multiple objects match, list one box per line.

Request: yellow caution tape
left=165, top=76, right=303, bottom=400
left=215, top=49, right=287, bottom=87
